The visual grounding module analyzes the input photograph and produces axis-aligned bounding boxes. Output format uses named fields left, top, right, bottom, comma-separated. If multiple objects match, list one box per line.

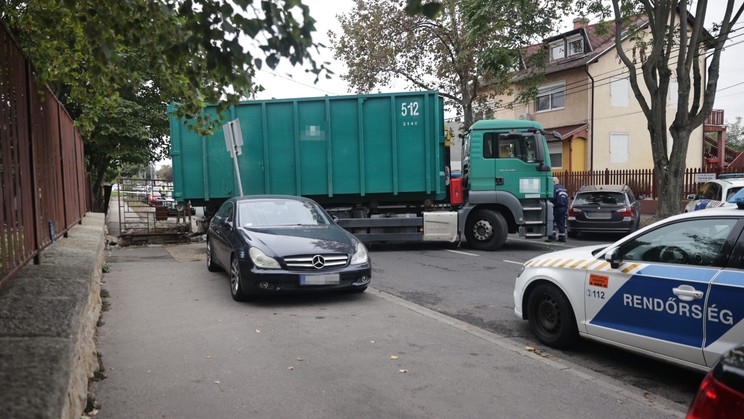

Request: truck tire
left=465, top=209, right=508, bottom=250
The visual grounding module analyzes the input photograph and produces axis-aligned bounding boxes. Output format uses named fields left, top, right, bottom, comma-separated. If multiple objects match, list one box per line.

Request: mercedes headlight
left=249, top=247, right=280, bottom=269
left=350, top=242, right=369, bottom=265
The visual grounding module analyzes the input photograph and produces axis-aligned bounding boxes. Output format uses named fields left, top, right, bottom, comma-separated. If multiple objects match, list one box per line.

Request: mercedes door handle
left=673, top=285, right=704, bottom=301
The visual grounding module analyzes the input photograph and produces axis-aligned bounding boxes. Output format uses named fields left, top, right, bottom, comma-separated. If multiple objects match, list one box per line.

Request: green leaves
left=334, top=0, right=569, bottom=128
left=404, top=0, right=443, bottom=18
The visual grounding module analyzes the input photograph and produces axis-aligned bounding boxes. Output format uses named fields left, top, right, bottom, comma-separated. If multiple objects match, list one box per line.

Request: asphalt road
left=367, top=234, right=704, bottom=410
left=90, top=236, right=692, bottom=418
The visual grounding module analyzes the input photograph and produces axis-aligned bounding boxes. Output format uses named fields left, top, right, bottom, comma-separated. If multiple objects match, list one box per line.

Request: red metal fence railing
left=555, top=166, right=744, bottom=200
left=1, top=22, right=89, bottom=290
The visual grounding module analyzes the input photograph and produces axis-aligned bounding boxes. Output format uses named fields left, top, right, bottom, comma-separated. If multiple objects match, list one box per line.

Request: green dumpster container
left=169, top=91, right=446, bottom=208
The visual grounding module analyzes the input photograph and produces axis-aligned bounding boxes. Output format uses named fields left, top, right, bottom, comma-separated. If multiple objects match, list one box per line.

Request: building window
left=550, top=40, right=564, bottom=61
left=610, top=133, right=629, bottom=163
left=548, top=142, right=563, bottom=169
left=610, top=76, right=629, bottom=107
left=567, top=35, right=583, bottom=56
left=536, top=82, right=565, bottom=112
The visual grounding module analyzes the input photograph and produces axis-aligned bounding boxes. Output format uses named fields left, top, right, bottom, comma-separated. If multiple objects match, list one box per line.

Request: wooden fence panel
left=558, top=166, right=744, bottom=200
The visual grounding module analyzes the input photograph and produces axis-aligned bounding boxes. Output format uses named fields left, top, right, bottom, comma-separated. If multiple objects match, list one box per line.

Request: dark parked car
left=206, top=195, right=372, bottom=301
left=567, top=184, right=640, bottom=238
left=687, top=343, right=744, bottom=418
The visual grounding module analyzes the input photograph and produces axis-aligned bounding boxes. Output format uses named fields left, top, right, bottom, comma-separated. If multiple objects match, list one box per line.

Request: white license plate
left=586, top=211, right=611, bottom=219
left=300, top=274, right=340, bottom=285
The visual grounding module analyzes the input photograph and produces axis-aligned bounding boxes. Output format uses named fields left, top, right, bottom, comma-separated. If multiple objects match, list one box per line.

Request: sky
left=251, top=0, right=744, bottom=123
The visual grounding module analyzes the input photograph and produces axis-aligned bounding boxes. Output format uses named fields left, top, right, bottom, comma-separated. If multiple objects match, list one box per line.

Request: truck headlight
left=351, top=243, right=369, bottom=265
left=249, top=247, right=280, bottom=269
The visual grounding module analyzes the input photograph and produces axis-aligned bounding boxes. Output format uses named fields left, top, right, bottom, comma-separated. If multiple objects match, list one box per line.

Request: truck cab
left=457, top=120, right=555, bottom=249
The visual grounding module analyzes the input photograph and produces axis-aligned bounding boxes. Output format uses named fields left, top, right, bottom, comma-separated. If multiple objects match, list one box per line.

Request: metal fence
left=555, top=166, right=744, bottom=199
left=1, top=23, right=89, bottom=289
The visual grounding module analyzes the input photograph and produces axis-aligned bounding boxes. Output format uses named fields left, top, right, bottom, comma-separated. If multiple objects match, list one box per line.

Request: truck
left=169, top=90, right=557, bottom=250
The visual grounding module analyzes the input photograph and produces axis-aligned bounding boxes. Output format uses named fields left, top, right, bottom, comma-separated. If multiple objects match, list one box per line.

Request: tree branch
left=612, top=0, right=650, bottom=116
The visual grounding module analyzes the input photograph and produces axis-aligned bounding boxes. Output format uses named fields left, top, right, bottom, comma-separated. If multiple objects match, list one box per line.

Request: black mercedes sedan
left=206, top=195, right=371, bottom=301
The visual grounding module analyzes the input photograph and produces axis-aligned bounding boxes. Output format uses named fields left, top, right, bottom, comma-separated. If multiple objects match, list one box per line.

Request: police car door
left=583, top=217, right=739, bottom=367
left=702, top=228, right=744, bottom=367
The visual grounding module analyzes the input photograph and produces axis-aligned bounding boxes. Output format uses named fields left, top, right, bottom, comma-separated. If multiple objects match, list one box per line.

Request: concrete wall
left=0, top=213, right=105, bottom=419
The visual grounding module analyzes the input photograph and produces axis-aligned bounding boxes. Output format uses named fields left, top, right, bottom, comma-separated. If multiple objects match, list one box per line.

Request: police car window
left=726, top=187, right=743, bottom=201
left=700, top=183, right=715, bottom=199
left=702, top=183, right=720, bottom=200
left=619, top=218, right=737, bottom=266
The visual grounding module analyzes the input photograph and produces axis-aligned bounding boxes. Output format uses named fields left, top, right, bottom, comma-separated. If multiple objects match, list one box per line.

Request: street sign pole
left=223, top=119, right=244, bottom=197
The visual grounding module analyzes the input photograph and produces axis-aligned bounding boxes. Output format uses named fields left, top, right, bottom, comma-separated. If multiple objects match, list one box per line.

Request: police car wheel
left=527, top=284, right=578, bottom=348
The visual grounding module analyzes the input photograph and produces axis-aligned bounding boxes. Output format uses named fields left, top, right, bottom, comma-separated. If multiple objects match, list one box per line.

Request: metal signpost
left=223, top=119, right=245, bottom=197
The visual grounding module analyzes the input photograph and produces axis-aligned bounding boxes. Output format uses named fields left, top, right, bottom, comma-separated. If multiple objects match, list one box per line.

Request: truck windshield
left=483, top=132, right=538, bottom=163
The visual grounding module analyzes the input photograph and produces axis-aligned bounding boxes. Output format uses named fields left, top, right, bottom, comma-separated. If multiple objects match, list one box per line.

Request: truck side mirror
left=552, top=131, right=562, bottom=140
left=535, top=161, right=551, bottom=172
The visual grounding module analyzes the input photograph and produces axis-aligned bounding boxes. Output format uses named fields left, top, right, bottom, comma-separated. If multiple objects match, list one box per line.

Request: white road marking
left=503, top=260, right=524, bottom=265
left=444, top=249, right=479, bottom=257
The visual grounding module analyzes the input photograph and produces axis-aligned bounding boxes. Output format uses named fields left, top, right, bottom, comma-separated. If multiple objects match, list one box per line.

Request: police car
left=684, top=174, right=744, bottom=212
left=514, top=204, right=744, bottom=372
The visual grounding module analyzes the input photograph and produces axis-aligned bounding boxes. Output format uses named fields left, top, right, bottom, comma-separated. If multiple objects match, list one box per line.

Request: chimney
left=573, top=17, right=589, bottom=30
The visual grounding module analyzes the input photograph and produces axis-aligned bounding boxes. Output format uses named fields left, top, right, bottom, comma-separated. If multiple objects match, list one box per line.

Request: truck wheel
left=465, top=209, right=508, bottom=250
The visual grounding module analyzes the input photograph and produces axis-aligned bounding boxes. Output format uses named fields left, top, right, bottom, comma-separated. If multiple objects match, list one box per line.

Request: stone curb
left=0, top=213, right=106, bottom=419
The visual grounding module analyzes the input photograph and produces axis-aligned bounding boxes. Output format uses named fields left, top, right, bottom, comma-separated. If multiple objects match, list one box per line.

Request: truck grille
left=283, top=254, right=348, bottom=270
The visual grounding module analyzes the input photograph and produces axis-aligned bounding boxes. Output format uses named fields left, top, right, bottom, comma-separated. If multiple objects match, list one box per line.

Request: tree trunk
left=655, top=128, right=690, bottom=219
left=461, top=85, right=474, bottom=129
left=655, top=166, right=684, bottom=218
left=91, top=161, right=110, bottom=212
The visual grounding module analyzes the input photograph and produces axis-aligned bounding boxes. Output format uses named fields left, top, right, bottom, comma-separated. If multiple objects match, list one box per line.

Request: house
left=491, top=17, right=706, bottom=174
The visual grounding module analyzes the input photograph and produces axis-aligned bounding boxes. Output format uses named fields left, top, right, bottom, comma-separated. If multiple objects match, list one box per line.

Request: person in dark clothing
left=548, top=176, right=568, bottom=242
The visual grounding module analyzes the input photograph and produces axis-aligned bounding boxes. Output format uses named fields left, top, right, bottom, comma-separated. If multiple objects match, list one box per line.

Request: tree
left=332, top=0, right=569, bottom=128
left=157, top=165, right=174, bottom=183
left=725, top=117, right=744, bottom=152
left=1, top=0, right=328, bottom=209
left=1, top=0, right=326, bottom=135
left=579, top=1, right=744, bottom=219
left=2, top=1, right=444, bottom=210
